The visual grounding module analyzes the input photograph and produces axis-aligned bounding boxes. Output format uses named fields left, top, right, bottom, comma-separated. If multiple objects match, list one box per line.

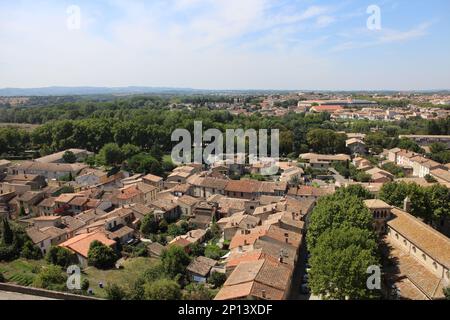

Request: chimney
left=403, top=197, right=411, bottom=213
left=244, top=239, right=248, bottom=245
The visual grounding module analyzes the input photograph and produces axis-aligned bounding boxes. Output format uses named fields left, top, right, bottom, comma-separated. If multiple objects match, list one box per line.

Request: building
left=186, top=256, right=218, bottom=283
left=364, top=199, right=392, bottom=234
left=346, top=138, right=367, bottom=155
left=35, top=149, right=93, bottom=163
left=9, top=161, right=88, bottom=180
left=384, top=207, right=450, bottom=299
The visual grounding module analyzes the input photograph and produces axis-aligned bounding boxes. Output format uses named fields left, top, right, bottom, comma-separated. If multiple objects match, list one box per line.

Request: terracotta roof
left=59, top=231, right=115, bottom=258
left=431, top=168, right=450, bottom=183
left=225, top=180, right=261, bottom=193
left=229, top=226, right=269, bottom=249
left=388, top=208, right=450, bottom=268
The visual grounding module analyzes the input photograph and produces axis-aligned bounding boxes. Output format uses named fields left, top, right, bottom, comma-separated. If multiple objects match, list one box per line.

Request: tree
left=21, top=240, right=42, bottom=260
left=144, top=278, right=182, bottom=300
left=81, top=278, right=90, bottom=291
left=121, top=144, right=141, bottom=159
left=204, top=244, right=225, bottom=260
left=306, top=129, right=346, bottom=154
left=98, top=143, right=125, bottom=167
left=87, top=240, right=118, bottom=270
left=307, top=194, right=373, bottom=249
left=62, top=150, right=77, bottom=163
left=309, top=226, right=379, bottom=300
left=189, top=242, right=205, bottom=257
left=208, top=272, right=227, bottom=288
left=19, top=206, right=27, bottom=217
left=336, top=185, right=373, bottom=200
left=105, top=283, right=127, bottom=300
left=0, top=271, right=5, bottom=283
left=46, top=246, right=77, bottom=267
left=183, top=283, right=214, bottom=300
left=128, top=153, right=163, bottom=175
left=161, top=246, right=191, bottom=278
left=140, top=214, right=159, bottom=236
left=33, top=265, right=67, bottom=291
left=1, top=218, right=13, bottom=245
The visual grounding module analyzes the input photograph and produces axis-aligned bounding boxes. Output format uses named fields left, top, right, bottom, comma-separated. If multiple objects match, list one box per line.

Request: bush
left=161, top=246, right=191, bottom=278
left=33, top=265, right=67, bottom=291
left=144, top=278, right=181, bottom=300
left=183, top=283, right=214, bottom=300
left=0, top=272, right=5, bottom=283
left=204, top=244, right=225, bottom=260
left=105, top=283, right=127, bottom=300
left=21, top=241, right=43, bottom=260
left=87, top=241, right=118, bottom=270
left=46, top=246, right=77, bottom=267
left=81, top=278, right=90, bottom=291
left=208, top=272, right=227, bottom=288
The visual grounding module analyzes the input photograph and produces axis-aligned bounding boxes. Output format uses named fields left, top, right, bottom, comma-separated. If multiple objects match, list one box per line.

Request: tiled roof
left=388, top=208, right=450, bottom=268
left=59, top=231, right=115, bottom=258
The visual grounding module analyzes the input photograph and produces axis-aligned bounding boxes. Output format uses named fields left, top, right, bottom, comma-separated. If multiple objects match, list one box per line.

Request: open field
left=0, top=257, right=158, bottom=299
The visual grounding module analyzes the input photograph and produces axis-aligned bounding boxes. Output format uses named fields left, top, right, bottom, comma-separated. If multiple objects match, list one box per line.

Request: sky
left=0, top=0, right=449, bottom=90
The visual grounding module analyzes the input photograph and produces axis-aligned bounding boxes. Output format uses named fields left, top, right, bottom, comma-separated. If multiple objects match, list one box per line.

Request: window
left=403, top=240, right=407, bottom=246
left=433, top=262, right=438, bottom=270
left=412, top=246, right=416, bottom=253
left=395, top=233, right=399, bottom=239
left=422, top=254, right=427, bottom=261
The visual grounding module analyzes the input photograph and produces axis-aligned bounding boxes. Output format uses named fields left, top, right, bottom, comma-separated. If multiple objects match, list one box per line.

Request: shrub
left=87, top=241, right=118, bottom=270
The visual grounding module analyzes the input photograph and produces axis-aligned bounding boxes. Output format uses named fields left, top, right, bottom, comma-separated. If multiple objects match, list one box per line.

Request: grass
left=0, top=257, right=158, bottom=299
left=163, top=154, right=173, bottom=164
left=82, top=257, right=159, bottom=298
left=0, top=259, right=47, bottom=286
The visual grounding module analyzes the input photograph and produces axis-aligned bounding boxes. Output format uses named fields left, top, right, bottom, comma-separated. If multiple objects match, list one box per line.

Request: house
left=189, top=176, right=229, bottom=198
left=252, top=204, right=278, bottom=222
left=10, top=161, right=88, bottom=180
left=177, top=195, right=199, bottom=217
left=0, top=174, right=47, bottom=194
left=186, top=256, right=218, bottom=283
left=150, top=198, right=180, bottom=222
left=214, top=259, right=293, bottom=300
left=113, top=183, right=157, bottom=206
left=430, top=168, right=450, bottom=184
left=0, top=160, right=12, bottom=172
left=346, top=138, right=367, bottom=155
left=218, top=212, right=261, bottom=241
left=59, top=230, right=116, bottom=267
left=384, top=207, right=450, bottom=299
left=190, top=201, right=218, bottom=229
left=225, top=180, right=261, bottom=200
left=17, top=191, right=46, bottom=215
left=26, top=225, right=68, bottom=255
left=75, top=168, right=109, bottom=187
left=365, top=167, right=394, bottom=183
left=229, top=225, right=269, bottom=250
left=147, top=242, right=165, bottom=258
left=35, top=149, right=93, bottom=163
left=310, top=105, right=344, bottom=113
left=142, top=173, right=164, bottom=191
left=287, top=185, right=335, bottom=201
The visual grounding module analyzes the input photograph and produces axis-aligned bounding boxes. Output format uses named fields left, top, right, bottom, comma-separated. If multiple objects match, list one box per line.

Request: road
left=0, top=290, right=56, bottom=300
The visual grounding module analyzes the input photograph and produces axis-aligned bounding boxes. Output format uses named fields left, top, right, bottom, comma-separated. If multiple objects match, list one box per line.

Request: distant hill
left=0, top=86, right=203, bottom=97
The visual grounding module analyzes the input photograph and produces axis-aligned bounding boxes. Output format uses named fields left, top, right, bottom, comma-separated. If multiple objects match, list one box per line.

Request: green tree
left=204, top=244, right=225, bottom=260
left=33, top=265, right=67, bottom=291
left=306, top=129, right=346, bottom=154
left=62, top=150, right=77, bottom=163
left=46, top=246, right=77, bottom=267
left=1, top=218, right=13, bottom=245
left=144, top=278, right=182, bottom=300
left=183, top=283, right=214, bottom=300
left=121, top=144, right=141, bottom=159
left=87, top=240, right=118, bottom=270
left=444, top=287, right=450, bottom=300
left=161, top=246, right=191, bottom=278
left=81, top=278, right=90, bottom=291
left=336, top=185, right=373, bottom=200
left=309, top=226, right=379, bottom=300
left=105, top=283, right=127, bottom=300
left=98, top=143, right=125, bottom=167
left=307, top=194, right=373, bottom=249
left=20, top=240, right=42, bottom=260
left=140, top=214, right=159, bottom=236
left=0, top=271, right=5, bottom=283
left=208, top=272, right=227, bottom=288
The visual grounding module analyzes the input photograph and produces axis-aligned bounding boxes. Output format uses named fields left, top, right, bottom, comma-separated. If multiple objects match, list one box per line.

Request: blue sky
left=0, top=0, right=449, bottom=90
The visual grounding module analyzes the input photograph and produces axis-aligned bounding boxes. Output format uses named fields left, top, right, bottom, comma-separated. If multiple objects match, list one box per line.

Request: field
left=0, top=257, right=158, bottom=299
left=0, top=259, right=47, bottom=286
left=82, top=257, right=158, bottom=298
